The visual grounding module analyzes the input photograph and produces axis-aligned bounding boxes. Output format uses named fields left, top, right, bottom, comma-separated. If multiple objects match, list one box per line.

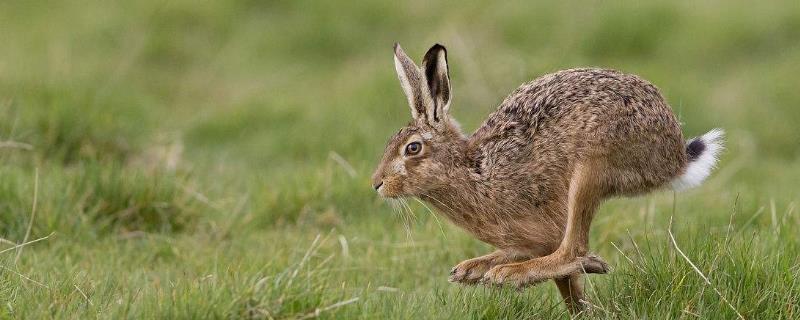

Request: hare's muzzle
left=371, top=169, right=385, bottom=193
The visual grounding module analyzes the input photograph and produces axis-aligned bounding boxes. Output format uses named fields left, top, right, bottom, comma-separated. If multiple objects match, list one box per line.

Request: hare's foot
left=481, top=254, right=609, bottom=288
left=449, top=250, right=513, bottom=284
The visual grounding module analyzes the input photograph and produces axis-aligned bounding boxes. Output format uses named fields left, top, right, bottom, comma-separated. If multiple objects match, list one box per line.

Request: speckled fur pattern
left=372, top=43, right=722, bottom=313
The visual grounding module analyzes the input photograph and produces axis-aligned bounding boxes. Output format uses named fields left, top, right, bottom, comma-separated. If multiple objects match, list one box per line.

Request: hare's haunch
left=371, top=43, right=723, bottom=313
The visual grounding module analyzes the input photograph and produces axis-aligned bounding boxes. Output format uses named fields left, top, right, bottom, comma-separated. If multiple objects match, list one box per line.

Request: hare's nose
left=373, top=181, right=384, bottom=190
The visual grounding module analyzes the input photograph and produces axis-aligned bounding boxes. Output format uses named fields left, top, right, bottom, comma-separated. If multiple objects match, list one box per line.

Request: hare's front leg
left=482, top=162, right=611, bottom=287
left=449, top=250, right=520, bottom=284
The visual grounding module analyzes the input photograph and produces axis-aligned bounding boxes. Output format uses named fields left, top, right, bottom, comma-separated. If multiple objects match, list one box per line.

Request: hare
left=371, top=43, right=723, bottom=312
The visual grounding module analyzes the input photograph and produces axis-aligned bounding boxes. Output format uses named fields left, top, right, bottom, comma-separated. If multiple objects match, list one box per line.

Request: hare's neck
left=415, top=134, right=496, bottom=222
left=419, top=162, right=493, bottom=223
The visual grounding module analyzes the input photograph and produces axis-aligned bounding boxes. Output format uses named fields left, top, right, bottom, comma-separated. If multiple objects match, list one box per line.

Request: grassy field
left=1, top=1, right=799, bottom=318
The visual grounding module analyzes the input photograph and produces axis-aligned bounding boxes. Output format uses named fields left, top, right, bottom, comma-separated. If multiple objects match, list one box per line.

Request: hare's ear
left=393, top=43, right=426, bottom=120
left=421, top=44, right=451, bottom=123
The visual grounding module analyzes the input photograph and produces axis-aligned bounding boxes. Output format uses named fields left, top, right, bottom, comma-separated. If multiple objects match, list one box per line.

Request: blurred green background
left=1, top=1, right=799, bottom=318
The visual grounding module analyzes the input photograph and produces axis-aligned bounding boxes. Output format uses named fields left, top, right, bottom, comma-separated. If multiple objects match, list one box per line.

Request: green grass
left=1, top=0, right=799, bottom=318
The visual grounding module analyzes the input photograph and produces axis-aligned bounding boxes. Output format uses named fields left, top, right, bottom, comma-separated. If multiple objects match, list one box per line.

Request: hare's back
left=469, top=68, right=685, bottom=191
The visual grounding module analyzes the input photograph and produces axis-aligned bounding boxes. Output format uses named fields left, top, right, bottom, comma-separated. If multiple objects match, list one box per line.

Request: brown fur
left=372, top=43, right=707, bottom=313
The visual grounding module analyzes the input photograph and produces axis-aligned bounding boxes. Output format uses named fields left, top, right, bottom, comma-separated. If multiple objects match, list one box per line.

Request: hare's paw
left=579, top=254, right=610, bottom=274
left=481, top=254, right=610, bottom=288
left=449, top=256, right=497, bottom=284
left=480, top=262, right=544, bottom=288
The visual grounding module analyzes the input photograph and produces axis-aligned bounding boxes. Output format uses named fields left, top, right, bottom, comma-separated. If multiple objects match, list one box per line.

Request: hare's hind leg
left=481, top=162, right=610, bottom=287
left=554, top=274, right=588, bottom=314
left=449, top=250, right=520, bottom=284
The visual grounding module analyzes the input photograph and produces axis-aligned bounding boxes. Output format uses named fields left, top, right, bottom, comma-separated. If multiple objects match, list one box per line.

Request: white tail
left=671, top=129, right=725, bottom=191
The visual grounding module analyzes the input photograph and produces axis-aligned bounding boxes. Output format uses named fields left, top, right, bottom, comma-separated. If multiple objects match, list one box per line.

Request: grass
left=1, top=0, right=799, bottom=318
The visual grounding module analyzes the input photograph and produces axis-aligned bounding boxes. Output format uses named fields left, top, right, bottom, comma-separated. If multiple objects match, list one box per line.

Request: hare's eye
left=405, top=142, right=422, bottom=155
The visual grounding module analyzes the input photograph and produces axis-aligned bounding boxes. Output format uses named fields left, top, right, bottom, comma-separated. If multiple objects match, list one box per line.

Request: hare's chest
left=428, top=193, right=568, bottom=253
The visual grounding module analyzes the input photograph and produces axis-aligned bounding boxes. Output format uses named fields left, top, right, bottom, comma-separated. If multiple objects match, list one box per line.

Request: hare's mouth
left=376, top=184, right=390, bottom=197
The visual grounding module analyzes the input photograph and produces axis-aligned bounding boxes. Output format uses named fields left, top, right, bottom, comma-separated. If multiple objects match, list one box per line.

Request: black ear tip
left=424, top=44, right=447, bottom=59
left=393, top=42, right=401, bottom=53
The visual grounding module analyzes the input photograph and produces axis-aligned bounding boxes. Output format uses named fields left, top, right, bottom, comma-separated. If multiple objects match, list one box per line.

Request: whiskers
left=382, top=191, right=448, bottom=240
left=412, top=197, right=447, bottom=240
left=386, top=198, right=414, bottom=240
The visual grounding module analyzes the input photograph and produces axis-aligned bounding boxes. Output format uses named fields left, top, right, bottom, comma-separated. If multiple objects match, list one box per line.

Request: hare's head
left=371, top=43, right=466, bottom=198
